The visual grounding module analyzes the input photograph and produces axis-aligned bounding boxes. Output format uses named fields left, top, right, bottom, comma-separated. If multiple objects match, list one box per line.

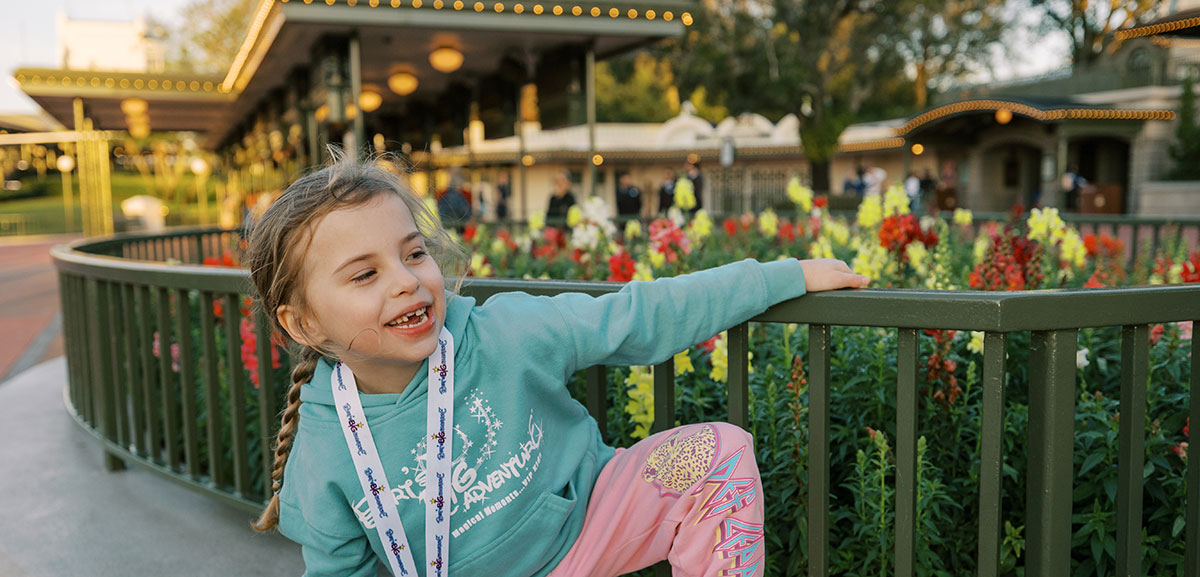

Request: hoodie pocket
left=451, top=482, right=578, bottom=575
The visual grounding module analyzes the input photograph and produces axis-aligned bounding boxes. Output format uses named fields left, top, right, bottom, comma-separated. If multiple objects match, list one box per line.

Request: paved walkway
left=0, top=238, right=315, bottom=576
left=0, top=235, right=73, bottom=381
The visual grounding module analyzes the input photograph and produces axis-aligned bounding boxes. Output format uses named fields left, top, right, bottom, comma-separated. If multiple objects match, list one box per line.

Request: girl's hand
left=798, top=258, right=870, bottom=292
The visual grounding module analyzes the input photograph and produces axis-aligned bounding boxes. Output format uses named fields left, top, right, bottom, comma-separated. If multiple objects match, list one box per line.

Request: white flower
left=1076, top=347, right=1090, bottom=370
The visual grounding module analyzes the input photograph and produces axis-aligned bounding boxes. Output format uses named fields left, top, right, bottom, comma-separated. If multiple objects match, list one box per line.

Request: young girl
left=247, top=156, right=869, bottom=577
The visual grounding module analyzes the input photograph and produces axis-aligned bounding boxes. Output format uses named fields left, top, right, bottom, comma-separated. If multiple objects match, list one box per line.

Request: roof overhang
left=838, top=99, right=1176, bottom=154
left=12, top=68, right=233, bottom=134
left=213, top=0, right=690, bottom=144
left=1116, top=8, right=1200, bottom=40
left=12, top=0, right=692, bottom=148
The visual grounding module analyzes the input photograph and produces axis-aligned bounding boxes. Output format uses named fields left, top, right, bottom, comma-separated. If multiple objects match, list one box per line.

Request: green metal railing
left=53, top=227, right=1199, bottom=576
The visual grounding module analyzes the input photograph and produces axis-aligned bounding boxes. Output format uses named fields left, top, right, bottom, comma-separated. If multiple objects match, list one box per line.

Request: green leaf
left=1079, top=451, right=1105, bottom=476
left=1173, top=515, right=1186, bottom=539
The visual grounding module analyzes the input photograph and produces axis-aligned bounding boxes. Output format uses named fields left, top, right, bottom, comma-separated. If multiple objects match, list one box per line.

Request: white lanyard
left=332, top=327, right=454, bottom=577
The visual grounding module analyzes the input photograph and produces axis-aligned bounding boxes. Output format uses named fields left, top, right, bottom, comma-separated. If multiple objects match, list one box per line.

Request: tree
left=1170, top=73, right=1200, bottom=180
left=595, top=53, right=680, bottom=123
left=164, top=0, right=258, bottom=73
left=888, top=0, right=1009, bottom=109
left=1030, top=0, right=1160, bottom=68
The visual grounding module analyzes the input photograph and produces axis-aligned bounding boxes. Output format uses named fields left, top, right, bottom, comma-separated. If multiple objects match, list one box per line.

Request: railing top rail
left=54, top=230, right=1200, bottom=332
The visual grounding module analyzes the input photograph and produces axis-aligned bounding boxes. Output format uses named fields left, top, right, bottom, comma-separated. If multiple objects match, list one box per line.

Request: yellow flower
left=674, top=349, right=694, bottom=376
left=710, top=332, right=728, bottom=383
left=648, top=249, right=666, bottom=269
left=809, top=236, right=834, bottom=259
left=689, top=209, right=713, bottom=240
left=852, top=239, right=889, bottom=280
left=758, top=209, right=779, bottom=237
left=470, top=253, right=492, bottom=277
left=625, top=219, right=642, bottom=240
left=1027, top=207, right=1066, bottom=244
left=624, top=366, right=655, bottom=439
left=973, top=235, right=990, bottom=265
left=489, top=237, right=507, bottom=255
left=856, top=195, right=883, bottom=228
left=674, top=177, right=696, bottom=210
left=566, top=205, right=583, bottom=227
left=786, top=176, right=813, bottom=212
left=825, top=217, right=851, bottom=247
left=883, top=183, right=910, bottom=217
left=1059, top=229, right=1087, bottom=271
left=968, top=331, right=985, bottom=355
left=953, top=208, right=973, bottom=227
left=633, top=261, right=655, bottom=281
left=905, top=241, right=930, bottom=277
left=529, top=211, right=545, bottom=232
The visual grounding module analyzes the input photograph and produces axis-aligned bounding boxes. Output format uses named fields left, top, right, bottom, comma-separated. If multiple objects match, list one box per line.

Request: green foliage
left=1169, top=74, right=1200, bottom=180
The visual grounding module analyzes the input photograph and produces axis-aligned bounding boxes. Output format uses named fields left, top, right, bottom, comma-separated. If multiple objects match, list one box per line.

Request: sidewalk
left=0, top=238, right=313, bottom=576
left=0, top=358, right=306, bottom=576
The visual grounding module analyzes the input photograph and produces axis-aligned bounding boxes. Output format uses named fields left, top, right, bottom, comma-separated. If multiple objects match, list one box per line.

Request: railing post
left=727, top=323, right=750, bottom=428
left=1186, top=326, right=1200, bottom=577
left=808, top=324, right=831, bottom=577
left=1116, top=324, right=1150, bottom=577
left=977, top=332, right=1007, bottom=577
left=585, top=366, right=608, bottom=439
left=895, top=328, right=919, bottom=577
left=1026, top=329, right=1077, bottom=577
left=651, top=357, right=675, bottom=435
left=224, top=293, right=251, bottom=498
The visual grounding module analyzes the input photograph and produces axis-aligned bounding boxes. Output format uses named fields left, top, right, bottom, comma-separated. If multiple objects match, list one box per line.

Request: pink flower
left=1180, top=321, right=1193, bottom=341
left=241, top=317, right=282, bottom=388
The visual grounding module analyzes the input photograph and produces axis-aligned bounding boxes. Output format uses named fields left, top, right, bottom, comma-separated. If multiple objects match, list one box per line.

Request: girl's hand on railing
left=798, top=258, right=871, bottom=292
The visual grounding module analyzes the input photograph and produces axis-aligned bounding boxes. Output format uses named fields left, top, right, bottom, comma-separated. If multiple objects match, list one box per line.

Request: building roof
left=1116, top=7, right=1200, bottom=40
left=427, top=109, right=803, bottom=165
left=837, top=98, right=1176, bottom=153
left=13, top=0, right=693, bottom=146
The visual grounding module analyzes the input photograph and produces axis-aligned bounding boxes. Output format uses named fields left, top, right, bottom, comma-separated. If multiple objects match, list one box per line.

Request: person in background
left=685, top=161, right=704, bottom=212
left=495, top=171, right=511, bottom=220
left=437, top=168, right=471, bottom=230
left=1062, top=165, right=1085, bottom=211
left=905, top=171, right=921, bottom=213
left=547, top=169, right=577, bottom=219
left=615, top=173, right=642, bottom=217
left=657, top=168, right=676, bottom=215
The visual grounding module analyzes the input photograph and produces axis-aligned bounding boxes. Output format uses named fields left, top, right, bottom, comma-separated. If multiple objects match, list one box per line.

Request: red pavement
left=0, top=235, right=76, bottom=380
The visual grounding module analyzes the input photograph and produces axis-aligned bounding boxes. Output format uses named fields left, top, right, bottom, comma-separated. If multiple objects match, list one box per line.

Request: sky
left=1, top=0, right=1074, bottom=116
left=1, top=0, right=193, bottom=114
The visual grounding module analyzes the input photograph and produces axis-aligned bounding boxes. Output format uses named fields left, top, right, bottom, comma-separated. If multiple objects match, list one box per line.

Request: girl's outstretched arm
left=546, top=257, right=866, bottom=375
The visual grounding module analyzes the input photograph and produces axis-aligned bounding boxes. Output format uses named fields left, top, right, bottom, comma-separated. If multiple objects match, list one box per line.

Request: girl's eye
left=408, top=249, right=428, bottom=261
left=351, top=270, right=376, bottom=283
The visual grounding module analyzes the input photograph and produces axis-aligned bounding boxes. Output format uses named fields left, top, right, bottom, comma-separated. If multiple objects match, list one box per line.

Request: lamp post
left=190, top=157, right=211, bottom=225
left=56, top=153, right=75, bottom=232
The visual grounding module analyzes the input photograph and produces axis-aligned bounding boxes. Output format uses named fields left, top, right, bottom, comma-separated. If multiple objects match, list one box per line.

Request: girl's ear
left=277, top=304, right=324, bottom=348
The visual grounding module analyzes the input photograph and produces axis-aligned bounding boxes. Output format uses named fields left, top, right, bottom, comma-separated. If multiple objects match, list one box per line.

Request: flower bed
left=447, top=183, right=1197, bottom=576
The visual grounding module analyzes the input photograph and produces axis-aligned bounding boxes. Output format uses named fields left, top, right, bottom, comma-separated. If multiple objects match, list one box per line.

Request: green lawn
left=0, top=171, right=224, bottom=236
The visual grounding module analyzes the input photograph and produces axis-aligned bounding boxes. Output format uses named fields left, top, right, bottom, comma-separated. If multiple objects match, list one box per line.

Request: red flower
left=241, top=317, right=282, bottom=388
left=723, top=218, right=738, bottom=237
left=543, top=227, right=566, bottom=248
left=607, top=251, right=637, bottom=282
left=814, top=196, right=828, bottom=209
left=777, top=221, right=796, bottom=243
left=1083, top=234, right=1097, bottom=258
left=462, top=223, right=477, bottom=243
left=1185, top=418, right=1190, bottom=438
left=698, top=335, right=720, bottom=353
left=496, top=229, right=518, bottom=251
left=1084, top=270, right=1107, bottom=288
left=203, top=256, right=220, bottom=266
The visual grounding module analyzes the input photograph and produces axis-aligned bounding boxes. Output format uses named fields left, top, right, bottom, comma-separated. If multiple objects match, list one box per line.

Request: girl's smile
left=281, top=193, right=447, bottom=394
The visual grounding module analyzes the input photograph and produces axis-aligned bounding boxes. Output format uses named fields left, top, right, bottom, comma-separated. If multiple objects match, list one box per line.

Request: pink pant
left=549, top=422, right=765, bottom=577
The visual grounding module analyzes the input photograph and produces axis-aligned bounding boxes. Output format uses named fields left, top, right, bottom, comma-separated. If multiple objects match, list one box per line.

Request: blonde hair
left=247, top=150, right=466, bottom=532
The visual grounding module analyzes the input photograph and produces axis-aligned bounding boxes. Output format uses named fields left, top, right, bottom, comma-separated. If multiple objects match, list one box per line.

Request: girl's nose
left=388, top=263, right=421, bottom=296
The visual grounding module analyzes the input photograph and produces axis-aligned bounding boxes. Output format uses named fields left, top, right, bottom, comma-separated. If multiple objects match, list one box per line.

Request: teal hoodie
left=277, top=258, right=808, bottom=576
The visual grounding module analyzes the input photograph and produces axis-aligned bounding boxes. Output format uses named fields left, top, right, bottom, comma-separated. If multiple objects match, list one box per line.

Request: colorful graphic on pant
left=714, top=518, right=764, bottom=577
left=693, top=446, right=756, bottom=522
left=351, top=389, right=545, bottom=541
left=640, top=424, right=719, bottom=497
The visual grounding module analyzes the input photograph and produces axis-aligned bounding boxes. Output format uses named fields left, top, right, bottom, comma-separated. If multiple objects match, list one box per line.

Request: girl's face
left=286, top=193, right=446, bottom=387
